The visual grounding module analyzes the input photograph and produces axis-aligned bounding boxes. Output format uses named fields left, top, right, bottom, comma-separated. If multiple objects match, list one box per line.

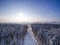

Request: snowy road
left=23, top=25, right=38, bottom=45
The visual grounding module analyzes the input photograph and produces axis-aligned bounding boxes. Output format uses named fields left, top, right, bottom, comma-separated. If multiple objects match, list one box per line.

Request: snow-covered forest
left=0, top=23, right=60, bottom=45
left=31, top=23, right=60, bottom=45
left=0, top=24, right=28, bottom=45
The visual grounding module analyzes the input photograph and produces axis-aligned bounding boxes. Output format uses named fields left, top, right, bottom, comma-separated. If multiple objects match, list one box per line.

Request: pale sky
left=0, top=0, right=60, bottom=23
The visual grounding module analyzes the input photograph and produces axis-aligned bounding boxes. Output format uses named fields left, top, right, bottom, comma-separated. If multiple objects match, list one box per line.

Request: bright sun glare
left=18, top=13, right=24, bottom=17
left=17, top=12, right=28, bottom=22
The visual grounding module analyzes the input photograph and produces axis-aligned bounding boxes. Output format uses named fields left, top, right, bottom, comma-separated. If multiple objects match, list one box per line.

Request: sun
left=18, top=12, right=24, bottom=17
left=16, top=12, right=32, bottom=22
left=17, top=12, right=27, bottom=22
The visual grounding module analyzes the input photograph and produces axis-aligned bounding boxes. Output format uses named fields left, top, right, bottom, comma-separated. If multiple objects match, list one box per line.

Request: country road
left=23, top=24, right=37, bottom=45
left=27, top=25, right=38, bottom=45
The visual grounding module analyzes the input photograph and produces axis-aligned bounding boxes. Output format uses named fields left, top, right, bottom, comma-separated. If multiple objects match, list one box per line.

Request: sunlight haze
left=0, top=0, right=60, bottom=23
